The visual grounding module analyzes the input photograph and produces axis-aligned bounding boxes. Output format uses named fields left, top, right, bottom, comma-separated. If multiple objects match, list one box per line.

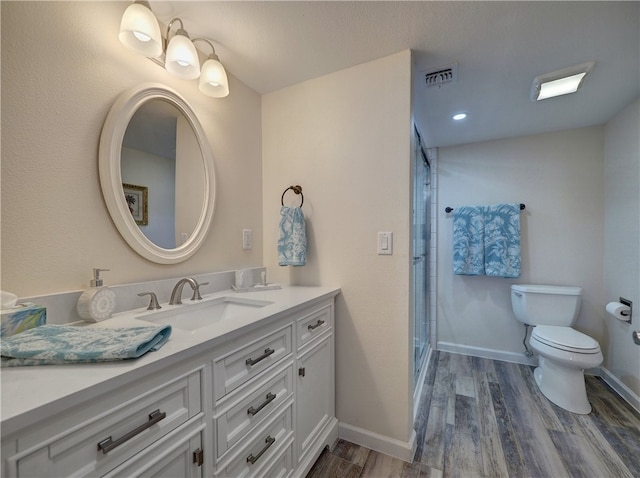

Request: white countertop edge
left=0, top=285, right=340, bottom=436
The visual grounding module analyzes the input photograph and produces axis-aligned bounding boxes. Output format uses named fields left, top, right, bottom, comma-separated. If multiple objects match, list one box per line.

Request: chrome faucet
left=169, top=278, right=199, bottom=305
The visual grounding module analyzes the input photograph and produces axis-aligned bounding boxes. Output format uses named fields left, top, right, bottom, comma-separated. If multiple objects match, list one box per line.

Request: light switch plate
left=242, top=229, right=252, bottom=250
left=377, top=231, right=393, bottom=255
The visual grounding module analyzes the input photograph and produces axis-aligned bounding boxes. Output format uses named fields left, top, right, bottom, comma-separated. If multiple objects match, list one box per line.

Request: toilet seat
left=532, top=325, right=600, bottom=354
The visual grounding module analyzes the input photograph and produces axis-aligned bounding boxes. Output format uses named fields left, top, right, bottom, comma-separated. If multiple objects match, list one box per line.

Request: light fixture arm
left=192, top=38, right=220, bottom=61
left=165, top=17, right=188, bottom=48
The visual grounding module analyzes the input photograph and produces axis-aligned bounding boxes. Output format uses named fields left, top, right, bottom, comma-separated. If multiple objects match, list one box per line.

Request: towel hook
left=281, top=185, right=304, bottom=207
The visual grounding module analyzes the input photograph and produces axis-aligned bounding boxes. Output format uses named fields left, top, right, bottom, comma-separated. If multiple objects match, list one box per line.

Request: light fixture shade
left=165, top=33, right=200, bottom=80
left=199, top=57, right=229, bottom=97
left=531, top=61, right=595, bottom=101
left=119, top=2, right=162, bottom=58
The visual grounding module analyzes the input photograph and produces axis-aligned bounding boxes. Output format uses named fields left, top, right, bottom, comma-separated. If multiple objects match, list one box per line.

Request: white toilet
left=510, top=284, right=603, bottom=414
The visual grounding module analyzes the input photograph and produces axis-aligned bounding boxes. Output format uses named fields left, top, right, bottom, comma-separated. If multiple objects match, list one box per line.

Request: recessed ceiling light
left=531, top=61, right=595, bottom=101
left=452, top=113, right=467, bottom=121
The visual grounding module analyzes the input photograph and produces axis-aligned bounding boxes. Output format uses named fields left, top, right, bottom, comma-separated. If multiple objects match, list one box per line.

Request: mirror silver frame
left=99, top=83, right=216, bottom=264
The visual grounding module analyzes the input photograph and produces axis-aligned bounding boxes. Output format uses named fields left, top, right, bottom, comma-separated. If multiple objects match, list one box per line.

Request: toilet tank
left=510, top=284, right=582, bottom=326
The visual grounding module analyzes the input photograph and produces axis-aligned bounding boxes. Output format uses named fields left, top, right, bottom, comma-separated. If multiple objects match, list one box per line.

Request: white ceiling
left=150, top=1, right=640, bottom=147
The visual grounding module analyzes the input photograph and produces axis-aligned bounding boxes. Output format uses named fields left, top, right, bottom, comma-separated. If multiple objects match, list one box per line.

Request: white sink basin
left=135, top=296, right=273, bottom=331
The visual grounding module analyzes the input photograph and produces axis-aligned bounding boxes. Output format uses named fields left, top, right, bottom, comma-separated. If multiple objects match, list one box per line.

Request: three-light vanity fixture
left=119, top=0, right=229, bottom=98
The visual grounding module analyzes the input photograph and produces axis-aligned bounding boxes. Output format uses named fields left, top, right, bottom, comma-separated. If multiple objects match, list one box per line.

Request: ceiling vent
left=424, top=64, right=457, bottom=87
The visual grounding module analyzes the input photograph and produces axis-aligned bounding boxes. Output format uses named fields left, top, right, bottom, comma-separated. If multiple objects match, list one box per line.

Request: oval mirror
left=99, top=84, right=216, bottom=264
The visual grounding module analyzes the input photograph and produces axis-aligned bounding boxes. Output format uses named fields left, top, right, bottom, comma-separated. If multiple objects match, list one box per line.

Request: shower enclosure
left=413, top=128, right=431, bottom=387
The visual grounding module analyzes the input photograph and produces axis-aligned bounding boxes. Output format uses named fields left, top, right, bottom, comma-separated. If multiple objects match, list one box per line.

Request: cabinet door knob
left=299, top=367, right=306, bottom=377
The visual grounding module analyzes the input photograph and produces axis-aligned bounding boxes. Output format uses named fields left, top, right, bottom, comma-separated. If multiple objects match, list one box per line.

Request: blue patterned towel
left=278, top=206, right=307, bottom=266
left=484, top=203, right=521, bottom=278
left=453, top=206, right=485, bottom=275
left=0, top=324, right=172, bottom=367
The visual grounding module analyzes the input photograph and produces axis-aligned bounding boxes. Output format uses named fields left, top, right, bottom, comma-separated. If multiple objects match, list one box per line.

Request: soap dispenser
left=76, top=268, right=117, bottom=322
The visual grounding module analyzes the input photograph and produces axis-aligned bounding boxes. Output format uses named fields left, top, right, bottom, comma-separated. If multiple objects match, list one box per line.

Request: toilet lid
left=532, top=325, right=600, bottom=353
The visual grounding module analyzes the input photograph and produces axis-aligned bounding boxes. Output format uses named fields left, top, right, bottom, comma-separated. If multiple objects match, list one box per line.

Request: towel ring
left=281, top=185, right=304, bottom=207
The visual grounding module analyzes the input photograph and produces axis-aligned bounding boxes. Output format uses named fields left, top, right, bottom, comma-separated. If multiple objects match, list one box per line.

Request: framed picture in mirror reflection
left=123, top=183, right=148, bottom=226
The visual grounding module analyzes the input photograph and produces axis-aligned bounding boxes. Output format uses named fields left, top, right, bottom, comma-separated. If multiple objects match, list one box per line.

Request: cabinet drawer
left=296, top=304, right=332, bottom=349
left=7, top=368, right=202, bottom=478
left=213, top=325, right=292, bottom=401
left=259, top=440, right=294, bottom=478
left=215, top=363, right=294, bottom=458
left=102, top=417, right=205, bottom=478
left=215, top=400, right=294, bottom=478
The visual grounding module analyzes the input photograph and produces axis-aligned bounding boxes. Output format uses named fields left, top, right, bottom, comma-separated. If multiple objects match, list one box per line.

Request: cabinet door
left=296, top=335, right=334, bottom=463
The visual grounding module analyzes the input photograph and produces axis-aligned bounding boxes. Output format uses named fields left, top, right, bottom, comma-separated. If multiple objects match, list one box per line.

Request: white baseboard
left=338, top=422, right=417, bottom=463
left=599, top=366, right=640, bottom=413
left=437, top=341, right=537, bottom=366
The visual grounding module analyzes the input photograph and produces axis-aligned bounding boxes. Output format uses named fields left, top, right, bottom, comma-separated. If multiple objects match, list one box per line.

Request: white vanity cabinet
left=1, top=288, right=339, bottom=478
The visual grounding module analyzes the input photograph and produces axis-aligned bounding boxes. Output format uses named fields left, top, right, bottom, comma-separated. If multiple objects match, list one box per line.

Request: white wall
left=121, top=147, right=176, bottom=248
left=437, top=127, right=605, bottom=357
left=176, top=114, right=205, bottom=246
left=1, top=2, right=263, bottom=296
left=603, top=97, right=640, bottom=396
left=262, top=51, right=414, bottom=449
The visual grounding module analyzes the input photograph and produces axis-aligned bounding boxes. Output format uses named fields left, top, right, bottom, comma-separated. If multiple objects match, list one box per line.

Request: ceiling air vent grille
left=424, top=64, right=457, bottom=87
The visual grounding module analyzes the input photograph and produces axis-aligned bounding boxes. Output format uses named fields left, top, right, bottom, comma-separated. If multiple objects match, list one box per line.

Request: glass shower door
left=413, top=139, right=431, bottom=386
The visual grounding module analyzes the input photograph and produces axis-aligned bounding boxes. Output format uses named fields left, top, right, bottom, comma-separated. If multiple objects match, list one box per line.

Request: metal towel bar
left=445, top=203, right=525, bottom=213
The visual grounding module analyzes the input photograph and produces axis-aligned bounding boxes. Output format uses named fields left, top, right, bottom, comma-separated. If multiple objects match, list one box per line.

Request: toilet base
left=534, top=357, right=592, bottom=414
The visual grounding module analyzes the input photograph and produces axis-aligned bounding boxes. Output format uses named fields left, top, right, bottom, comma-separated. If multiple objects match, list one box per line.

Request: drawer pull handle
left=246, top=347, right=275, bottom=366
left=307, top=319, right=325, bottom=331
left=97, top=409, right=166, bottom=454
left=246, top=435, right=276, bottom=464
left=247, top=392, right=277, bottom=416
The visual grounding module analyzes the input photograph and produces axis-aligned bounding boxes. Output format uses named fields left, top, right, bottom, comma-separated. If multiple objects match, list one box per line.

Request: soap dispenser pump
left=76, top=268, right=117, bottom=322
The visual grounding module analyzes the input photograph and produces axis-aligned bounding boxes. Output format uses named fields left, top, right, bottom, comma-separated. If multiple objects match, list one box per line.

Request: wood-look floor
left=306, top=351, right=640, bottom=478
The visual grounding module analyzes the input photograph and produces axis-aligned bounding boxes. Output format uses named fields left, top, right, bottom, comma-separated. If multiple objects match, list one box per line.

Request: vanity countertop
left=0, top=285, right=340, bottom=437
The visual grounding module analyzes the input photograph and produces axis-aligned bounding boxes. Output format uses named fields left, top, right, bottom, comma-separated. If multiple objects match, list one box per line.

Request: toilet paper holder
left=619, top=297, right=632, bottom=324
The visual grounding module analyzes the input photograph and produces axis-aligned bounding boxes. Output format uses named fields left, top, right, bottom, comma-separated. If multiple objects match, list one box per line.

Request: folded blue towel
left=484, top=203, right=521, bottom=278
left=0, top=324, right=172, bottom=367
left=278, top=206, right=307, bottom=266
left=453, top=206, right=485, bottom=275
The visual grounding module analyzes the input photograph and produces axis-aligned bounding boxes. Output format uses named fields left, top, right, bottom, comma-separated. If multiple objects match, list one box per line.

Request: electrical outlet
left=242, top=229, right=252, bottom=250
